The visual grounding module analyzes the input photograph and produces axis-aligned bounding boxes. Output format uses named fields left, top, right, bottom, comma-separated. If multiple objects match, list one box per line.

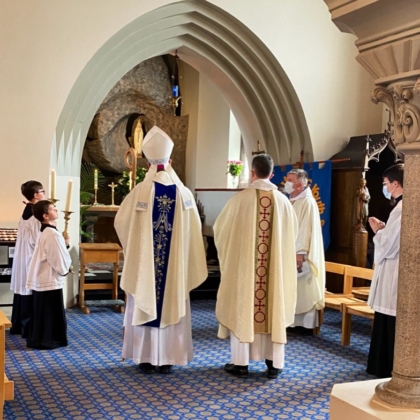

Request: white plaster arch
left=51, top=0, right=312, bottom=177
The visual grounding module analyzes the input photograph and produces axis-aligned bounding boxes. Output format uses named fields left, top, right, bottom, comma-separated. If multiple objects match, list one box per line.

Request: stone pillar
left=373, top=79, right=420, bottom=406
left=323, top=0, right=420, bottom=409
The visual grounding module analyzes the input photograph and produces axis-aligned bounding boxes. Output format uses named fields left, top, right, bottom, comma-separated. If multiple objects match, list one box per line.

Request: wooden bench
left=323, top=262, right=357, bottom=313
left=1, top=311, right=14, bottom=420
left=79, top=243, right=124, bottom=314
left=340, top=265, right=374, bottom=346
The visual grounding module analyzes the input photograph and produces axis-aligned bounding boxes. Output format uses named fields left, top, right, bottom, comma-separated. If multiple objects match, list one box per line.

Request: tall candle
left=128, top=171, right=132, bottom=190
left=65, top=180, right=73, bottom=212
left=94, top=168, right=98, bottom=190
left=50, top=168, right=56, bottom=199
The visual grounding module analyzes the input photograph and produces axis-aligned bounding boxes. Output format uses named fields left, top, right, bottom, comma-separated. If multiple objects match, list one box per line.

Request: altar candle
left=94, top=168, right=98, bottom=190
left=50, top=168, right=56, bottom=199
left=65, top=180, right=73, bottom=212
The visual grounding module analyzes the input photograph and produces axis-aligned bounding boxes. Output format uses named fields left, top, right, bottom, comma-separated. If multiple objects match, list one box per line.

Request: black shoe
left=287, top=326, right=312, bottom=336
left=224, top=363, right=248, bottom=378
left=265, top=359, right=282, bottom=379
left=159, top=365, right=173, bottom=374
left=267, top=367, right=282, bottom=379
left=138, top=363, right=157, bottom=374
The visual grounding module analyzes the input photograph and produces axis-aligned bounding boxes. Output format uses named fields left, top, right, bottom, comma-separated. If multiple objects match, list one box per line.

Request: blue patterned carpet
left=4, top=301, right=374, bottom=419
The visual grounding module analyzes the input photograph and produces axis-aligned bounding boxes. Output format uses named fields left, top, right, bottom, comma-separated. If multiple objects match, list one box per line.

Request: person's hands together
left=368, top=217, right=385, bottom=233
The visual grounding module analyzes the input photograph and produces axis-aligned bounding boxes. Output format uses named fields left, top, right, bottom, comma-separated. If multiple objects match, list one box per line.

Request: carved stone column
left=372, top=80, right=420, bottom=407
left=323, top=0, right=420, bottom=409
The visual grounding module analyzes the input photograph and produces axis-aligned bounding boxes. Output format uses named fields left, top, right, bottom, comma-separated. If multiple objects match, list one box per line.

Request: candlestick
left=94, top=168, right=98, bottom=190
left=62, top=210, right=74, bottom=240
left=65, top=179, right=73, bottom=212
left=51, top=168, right=56, bottom=199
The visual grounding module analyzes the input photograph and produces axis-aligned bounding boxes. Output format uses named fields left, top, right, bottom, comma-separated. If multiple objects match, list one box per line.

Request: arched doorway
left=51, top=0, right=311, bottom=177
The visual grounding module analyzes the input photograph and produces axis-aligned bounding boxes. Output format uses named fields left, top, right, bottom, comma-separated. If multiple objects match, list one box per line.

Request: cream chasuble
left=115, top=171, right=208, bottom=328
left=290, top=187, right=325, bottom=315
left=215, top=179, right=298, bottom=344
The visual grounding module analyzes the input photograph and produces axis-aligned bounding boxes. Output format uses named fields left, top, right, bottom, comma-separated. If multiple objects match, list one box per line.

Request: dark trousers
left=10, top=293, right=33, bottom=338
left=27, top=289, right=68, bottom=350
left=367, top=311, right=396, bottom=378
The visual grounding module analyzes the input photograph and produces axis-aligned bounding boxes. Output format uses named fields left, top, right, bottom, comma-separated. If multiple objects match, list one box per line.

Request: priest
left=214, top=154, right=298, bottom=379
left=284, top=169, right=325, bottom=333
left=115, top=126, right=207, bottom=374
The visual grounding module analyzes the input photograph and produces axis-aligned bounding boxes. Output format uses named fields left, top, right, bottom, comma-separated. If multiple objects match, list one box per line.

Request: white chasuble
left=290, top=188, right=325, bottom=316
left=215, top=179, right=298, bottom=345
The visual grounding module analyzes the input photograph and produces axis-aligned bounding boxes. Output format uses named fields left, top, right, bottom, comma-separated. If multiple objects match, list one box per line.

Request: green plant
left=115, top=167, right=148, bottom=198
left=226, top=160, right=243, bottom=177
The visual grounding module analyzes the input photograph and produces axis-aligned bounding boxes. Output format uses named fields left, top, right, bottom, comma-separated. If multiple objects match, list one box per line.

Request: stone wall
left=83, top=56, right=188, bottom=182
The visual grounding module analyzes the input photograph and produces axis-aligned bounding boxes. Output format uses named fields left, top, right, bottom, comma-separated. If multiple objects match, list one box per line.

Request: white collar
left=248, top=178, right=278, bottom=191
left=289, top=186, right=312, bottom=202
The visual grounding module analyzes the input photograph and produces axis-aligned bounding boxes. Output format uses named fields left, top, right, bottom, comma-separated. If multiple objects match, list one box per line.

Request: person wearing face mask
left=367, top=163, right=404, bottom=378
left=284, top=169, right=325, bottom=334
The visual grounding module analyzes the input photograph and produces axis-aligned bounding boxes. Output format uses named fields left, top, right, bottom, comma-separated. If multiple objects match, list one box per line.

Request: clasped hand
left=368, top=217, right=385, bottom=234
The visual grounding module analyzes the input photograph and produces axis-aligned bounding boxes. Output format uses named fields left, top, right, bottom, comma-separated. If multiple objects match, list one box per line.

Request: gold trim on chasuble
left=254, top=189, right=274, bottom=334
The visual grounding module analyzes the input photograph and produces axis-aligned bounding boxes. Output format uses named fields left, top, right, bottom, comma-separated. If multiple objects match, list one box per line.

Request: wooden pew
left=340, top=265, right=374, bottom=346
left=324, top=262, right=356, bottom=312
left=1, top=311, right=14, bottom=420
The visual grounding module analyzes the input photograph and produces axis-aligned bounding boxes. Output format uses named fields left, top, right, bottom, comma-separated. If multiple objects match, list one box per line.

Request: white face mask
left=284, top=181, right=295, bottom=194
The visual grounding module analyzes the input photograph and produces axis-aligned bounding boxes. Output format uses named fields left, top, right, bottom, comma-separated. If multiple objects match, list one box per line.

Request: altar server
left=214, top=154, right=298, bottom=379
left=367, top=163, right=404, bottom=378
left=10, top=181, right=45, bottom=337
left=285, top=169, right=325, bottom=333
left=115, top=126, right=207, bottom=374
left=26, top=200, right=72, bottom=349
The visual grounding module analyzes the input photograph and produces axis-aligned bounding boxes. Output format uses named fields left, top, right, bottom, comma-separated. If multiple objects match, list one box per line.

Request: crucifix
left=108, top=182, right=117, bottom=206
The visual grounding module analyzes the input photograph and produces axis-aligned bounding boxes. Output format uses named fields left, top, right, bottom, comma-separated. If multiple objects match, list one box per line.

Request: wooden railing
left=0, top=310, right=13, bottom=420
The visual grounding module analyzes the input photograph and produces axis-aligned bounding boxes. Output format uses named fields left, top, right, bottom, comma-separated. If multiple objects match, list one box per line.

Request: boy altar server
left=26, top=200, right=72, bottom=349
left=214, top=154, right=298, bottom=379
left=115, top=126, right=207, bottom=374
left=10, top=181, right=46, bottom=337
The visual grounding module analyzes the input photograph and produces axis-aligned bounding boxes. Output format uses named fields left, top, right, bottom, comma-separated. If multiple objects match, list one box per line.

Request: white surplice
left=289, top=187, right=325, bottom=328
left=214, top=179, right=298, bottom=368
left=26, top=225, right=72, bottom=292
left=368, top=199, right=402, bottom=316
left=115, top=171, right=207, bottom=366
left=10, top=205, right=41, bottom=295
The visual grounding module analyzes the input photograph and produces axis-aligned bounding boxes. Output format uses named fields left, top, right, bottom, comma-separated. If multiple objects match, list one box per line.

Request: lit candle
left=65, top=180, right=73, bottom=212
left=50, top=168, right=56, bottom=199
left=128, top=171, right=132, bottom=190
left=94, top=168, right=98, bottom=190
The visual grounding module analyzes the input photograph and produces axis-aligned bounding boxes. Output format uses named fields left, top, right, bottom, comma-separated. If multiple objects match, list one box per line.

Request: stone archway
left=51, top=0, right=311, bottom=177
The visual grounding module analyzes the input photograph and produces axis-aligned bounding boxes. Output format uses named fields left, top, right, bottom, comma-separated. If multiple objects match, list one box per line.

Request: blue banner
left=272, top=161, right=332, bottom=250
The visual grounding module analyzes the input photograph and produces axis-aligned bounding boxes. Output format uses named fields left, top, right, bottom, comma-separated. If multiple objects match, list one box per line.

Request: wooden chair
left=1, top=311, right=14, bottom=420
left=340, top=265, right=374, bottom=346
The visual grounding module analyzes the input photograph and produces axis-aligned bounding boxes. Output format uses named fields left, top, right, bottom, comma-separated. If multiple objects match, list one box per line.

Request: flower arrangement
left=116, top=167, right=148, bottom=198
left=226, top=160, right=244, bottom=177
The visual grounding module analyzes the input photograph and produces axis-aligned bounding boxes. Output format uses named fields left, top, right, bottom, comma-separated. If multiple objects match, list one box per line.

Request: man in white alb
left=284, top=169, right=325, bottom=333
left=214, top=154, right=298, bottom=379
left=115, top=126, right=208, bottom=374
